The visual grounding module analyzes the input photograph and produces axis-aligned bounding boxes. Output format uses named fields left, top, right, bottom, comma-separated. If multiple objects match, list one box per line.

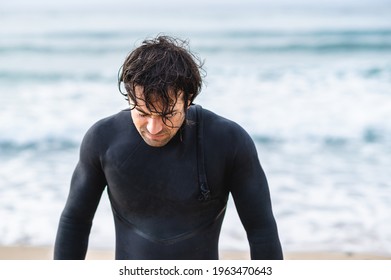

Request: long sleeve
left=54, top=124, right=107, bottom=259
left=229, top=129, right=283, bottom=260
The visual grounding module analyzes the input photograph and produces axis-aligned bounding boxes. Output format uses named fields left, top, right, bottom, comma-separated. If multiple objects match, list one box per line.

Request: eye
left=134, top=108, right=150, bottom=118
left=165, top=111, right=178, bottom=119
left=138, top=113, right=149, bottom=118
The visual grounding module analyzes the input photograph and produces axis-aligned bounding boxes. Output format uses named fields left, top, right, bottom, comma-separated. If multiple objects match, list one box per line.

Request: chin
left=143, top=137, right=170, bottom=147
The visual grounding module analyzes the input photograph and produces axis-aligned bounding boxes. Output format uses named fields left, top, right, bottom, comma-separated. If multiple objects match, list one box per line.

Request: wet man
left=54, top=35, right=283, bottom=260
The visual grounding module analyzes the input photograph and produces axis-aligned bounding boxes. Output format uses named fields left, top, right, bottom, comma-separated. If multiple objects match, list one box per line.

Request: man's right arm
left=54, top=124, right=107, bottom=259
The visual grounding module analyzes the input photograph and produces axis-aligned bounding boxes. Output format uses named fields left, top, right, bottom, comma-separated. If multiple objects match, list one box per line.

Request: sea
left=1, top=0, right=391, bottom=256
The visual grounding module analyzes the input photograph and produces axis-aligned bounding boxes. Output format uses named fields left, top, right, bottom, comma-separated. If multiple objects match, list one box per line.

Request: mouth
left=142, top=130, right=168, bottom=141
left=148, top=134, right=165, bottom=141
left=138, top=127, right=174, bottom=147
left=140, top=131, right=171, bottom=147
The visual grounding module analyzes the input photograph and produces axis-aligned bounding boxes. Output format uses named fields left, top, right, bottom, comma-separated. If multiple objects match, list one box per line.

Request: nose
left=146, top=116, right=164, bottom=135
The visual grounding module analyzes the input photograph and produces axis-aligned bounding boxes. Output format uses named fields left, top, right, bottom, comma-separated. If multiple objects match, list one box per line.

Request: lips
left=142, top=130, right=168, bottom=141
left=148, top=134, right=166, bottom=141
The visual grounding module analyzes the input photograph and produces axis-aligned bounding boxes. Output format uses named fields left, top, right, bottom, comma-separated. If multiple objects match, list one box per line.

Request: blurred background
left=1, top=0, right=391, bottom=256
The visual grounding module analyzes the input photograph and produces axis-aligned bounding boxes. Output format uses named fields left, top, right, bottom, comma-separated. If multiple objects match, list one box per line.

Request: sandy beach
left=1, top=246, right=390, bottom=260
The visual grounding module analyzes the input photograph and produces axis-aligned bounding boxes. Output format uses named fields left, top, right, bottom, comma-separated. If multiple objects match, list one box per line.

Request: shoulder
left=81, top=109, right=130, bottom=148
left=197, top=106, right=261, bottom=173
left=195, top=106, right=257, bottom=159
left=200, top=106, right=252, bottom=142
left=85, top=109, right=130, bottom=136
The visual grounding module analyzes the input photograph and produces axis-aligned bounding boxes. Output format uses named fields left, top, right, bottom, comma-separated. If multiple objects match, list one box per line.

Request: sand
left=0, top=246, right=390, bottom=260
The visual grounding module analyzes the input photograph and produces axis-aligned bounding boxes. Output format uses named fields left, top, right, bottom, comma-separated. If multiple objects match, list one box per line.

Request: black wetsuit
left=54, top=105, right=283, bottom=259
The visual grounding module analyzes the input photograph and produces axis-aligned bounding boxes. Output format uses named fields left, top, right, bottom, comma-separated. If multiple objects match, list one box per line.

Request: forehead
left=133, top=85, right=185, bottom=111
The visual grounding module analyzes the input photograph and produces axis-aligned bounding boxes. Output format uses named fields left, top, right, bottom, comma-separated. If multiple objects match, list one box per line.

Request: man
left=54, top=35, right=283, bottom=260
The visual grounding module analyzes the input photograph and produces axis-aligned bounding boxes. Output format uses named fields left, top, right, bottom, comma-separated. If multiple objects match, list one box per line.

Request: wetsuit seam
left=118, top=138, right=144, bottom=170
left=195, top=105, right=212, bottom=201
left=111, top=202, right=227, bottom=245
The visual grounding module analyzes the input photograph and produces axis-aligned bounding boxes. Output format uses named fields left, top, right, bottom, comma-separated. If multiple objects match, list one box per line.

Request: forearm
left=54, top=163, right=106, bottom=259
left=53, top=120, right=108, bottom=259
left=248, top=228, right=283, bottom=260
left=54, top=214, right=92, bottom=260
left=229, top=134, right=283, bottom=259
left=232, top=180, right=283, bottom=260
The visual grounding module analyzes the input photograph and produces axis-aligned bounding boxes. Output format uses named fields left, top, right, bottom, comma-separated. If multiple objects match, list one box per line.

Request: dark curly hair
left=118, top=35, right=205, bottom=119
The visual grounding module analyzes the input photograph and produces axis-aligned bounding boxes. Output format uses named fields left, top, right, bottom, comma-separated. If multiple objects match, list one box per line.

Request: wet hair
left=118, top=35, right=204, bottom=122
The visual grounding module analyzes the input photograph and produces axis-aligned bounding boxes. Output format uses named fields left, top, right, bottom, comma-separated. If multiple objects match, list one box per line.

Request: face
left=130, top=86, right=188, bottom=147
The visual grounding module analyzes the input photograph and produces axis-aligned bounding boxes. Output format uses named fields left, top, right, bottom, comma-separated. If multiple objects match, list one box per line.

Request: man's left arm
left=229, top=129, right=283, bottom=260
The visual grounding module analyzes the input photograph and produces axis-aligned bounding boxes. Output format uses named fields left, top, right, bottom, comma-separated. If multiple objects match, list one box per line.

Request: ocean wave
left=197, top=42, right=391, bottom=54
left=2, top=42, right=389, bottom=55
left=217, top=29, right=391, bottom=38
left=0, top=44, right=125, bottom=55
left=0, top=139, right=78, bottom=154
left=2, top=29, right=391, bottom=55
left=0, top=70, right=112, bottom=83
left=252, top=126, right=390, bottom=148
left=196, top=29, right=391, bottom=53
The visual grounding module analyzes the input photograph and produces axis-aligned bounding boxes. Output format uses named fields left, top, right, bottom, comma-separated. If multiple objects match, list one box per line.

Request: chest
left=103, top=126, right=202, bottom=202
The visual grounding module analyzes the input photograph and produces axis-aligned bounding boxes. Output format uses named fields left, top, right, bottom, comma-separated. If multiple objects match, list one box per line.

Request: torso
left=99, top=106, right=233, bottom=259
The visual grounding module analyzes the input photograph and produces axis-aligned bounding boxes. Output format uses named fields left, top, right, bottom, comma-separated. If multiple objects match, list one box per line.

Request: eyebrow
left=135, top=107, right=150, bottom=115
